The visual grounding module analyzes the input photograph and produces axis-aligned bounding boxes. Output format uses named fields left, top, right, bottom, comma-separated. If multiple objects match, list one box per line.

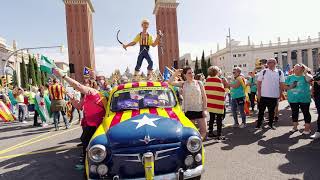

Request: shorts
left=185, top=111, right=203, bottom=120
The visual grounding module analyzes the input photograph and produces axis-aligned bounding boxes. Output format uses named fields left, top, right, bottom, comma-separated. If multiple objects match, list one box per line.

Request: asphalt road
left=0, top=101, right=319, bottom=180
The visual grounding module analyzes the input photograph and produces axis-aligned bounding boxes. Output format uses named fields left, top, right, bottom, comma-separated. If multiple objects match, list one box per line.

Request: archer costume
left=133, top=32, right=154, bottom=72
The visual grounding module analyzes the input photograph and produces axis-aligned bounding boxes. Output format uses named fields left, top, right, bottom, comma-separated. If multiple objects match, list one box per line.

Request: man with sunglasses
left=256, top=58, right=285, bottom=129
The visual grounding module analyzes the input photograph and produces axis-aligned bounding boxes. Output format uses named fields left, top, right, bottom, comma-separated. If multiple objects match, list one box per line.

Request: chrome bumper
left=88, top=165, right=204, bottom=180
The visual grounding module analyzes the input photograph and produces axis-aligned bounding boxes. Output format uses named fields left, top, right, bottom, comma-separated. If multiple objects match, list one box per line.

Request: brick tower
left=153, top=0, right=180, bottom=72
left=63, top=0, right=95, bottom=82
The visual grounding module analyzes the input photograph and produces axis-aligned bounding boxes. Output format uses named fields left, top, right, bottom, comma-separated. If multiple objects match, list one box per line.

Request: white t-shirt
left=257, top=68, right=285, bottom=98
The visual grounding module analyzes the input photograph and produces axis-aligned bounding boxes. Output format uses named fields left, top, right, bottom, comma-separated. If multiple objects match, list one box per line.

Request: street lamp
left=3, top=45, right=64, bottom=87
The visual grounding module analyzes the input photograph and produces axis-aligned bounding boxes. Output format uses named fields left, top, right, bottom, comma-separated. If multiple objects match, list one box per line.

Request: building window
left=243, top=64, right=247, bottom=67
left=243, top=53, right=246, bottom=57
left=239, top=64, right=242, bottom=67
left=238, top=54, right=242, bottom=57
left=223, top=57, right=224, bottom=59
left=233, top=54, right=237, bottom=57
left=234, top=65, right=237, bottom=67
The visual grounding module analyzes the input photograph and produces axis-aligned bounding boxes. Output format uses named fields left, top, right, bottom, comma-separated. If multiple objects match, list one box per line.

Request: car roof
left=110, top=81, right=170, bottom=94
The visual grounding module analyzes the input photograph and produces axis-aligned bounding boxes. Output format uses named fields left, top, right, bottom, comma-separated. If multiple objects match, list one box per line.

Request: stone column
left=297, top=50, right=302, bottom=64
left=287, top=50, right=292, bottom=67
left=278, top=52, right=283, bottom=68
left=307, top=49, right=313, bottom=71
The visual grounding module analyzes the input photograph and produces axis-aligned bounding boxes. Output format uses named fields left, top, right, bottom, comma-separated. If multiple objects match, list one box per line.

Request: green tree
left=207, top=58, right=212, bottom=68
left=27, top=54, right=36, bottom=86
left=201, top=51, right=208, bottom=77
left=12, top=70, right=18, bottom=87
left=33, top=56, right=41, bottom=86
left=195, top=57, right=200, bottom=74
left=20, top=57, right=28, bottom=88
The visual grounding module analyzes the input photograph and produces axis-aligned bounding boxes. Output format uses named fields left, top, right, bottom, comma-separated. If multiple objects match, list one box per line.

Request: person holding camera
left=283, top=64, right=312, bottom=134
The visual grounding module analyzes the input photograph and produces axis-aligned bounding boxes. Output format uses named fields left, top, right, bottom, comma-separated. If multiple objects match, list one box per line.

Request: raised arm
left=168, top=69, right=184, bottom=87
left=52, top=68, right=97, bottom=95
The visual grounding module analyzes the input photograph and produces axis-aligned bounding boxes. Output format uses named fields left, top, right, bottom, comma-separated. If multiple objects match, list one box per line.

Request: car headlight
left=187, top=136, right=202, bottom=153
left=88, top=144, right=107, bottom=163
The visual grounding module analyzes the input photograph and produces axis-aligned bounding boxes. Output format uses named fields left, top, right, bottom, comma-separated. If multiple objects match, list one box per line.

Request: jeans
left=135, top=46, right=153, bottom=71
left=257, top=97, right=278, bottom=127
left=53, top=111, right=69, bottom=129
left=208, top=112, right=223, bottom=136
left=18, top=104, right=26, bottom=122
left=249, top=92, right=256, bottom=110
left=231, top=97, right=246, bottom=125
left=289, top=103, right=311, bottom=124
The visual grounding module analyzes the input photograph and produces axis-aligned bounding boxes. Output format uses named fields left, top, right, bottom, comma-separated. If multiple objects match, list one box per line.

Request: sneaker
left=268, top=125, right=276, bottom=130
left=55, top=126, right=59, bottom=131
left=216, top=136, right=226, bottom=141
left=302, top=130, right=311, bottom=135
left=75, top=164, right=84, bottom=171
left=232, top=124, right=239, bottom=128
left=22, top=121, right=28, bottom=124
left=239, top=123, right=246, bottom=128
left=42, top=123, right=48, bottom=127
left=66, top=124, right=71, bottom=129
left=311, top=132, right=320, bottom=139
left=290, top=128, right=298, bottom=133
left=255, top=126, right=262, bottom=130
left=274, top=117, right=279, bottom=122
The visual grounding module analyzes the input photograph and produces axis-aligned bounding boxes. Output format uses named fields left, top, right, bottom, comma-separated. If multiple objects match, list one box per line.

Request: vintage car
left=85, top=81, right=204, bottom=180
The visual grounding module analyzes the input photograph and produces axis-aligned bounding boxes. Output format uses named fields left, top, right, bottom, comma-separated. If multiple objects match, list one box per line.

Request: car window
left=110, top=87, right=177, bottom=112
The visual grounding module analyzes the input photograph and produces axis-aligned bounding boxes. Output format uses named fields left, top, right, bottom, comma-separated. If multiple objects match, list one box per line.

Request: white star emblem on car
left=132, top=115, right=160, bottom=129
left=140, top=135, right=155, bottom=145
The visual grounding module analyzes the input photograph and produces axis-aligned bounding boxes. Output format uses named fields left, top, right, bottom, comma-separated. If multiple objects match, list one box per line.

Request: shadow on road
left=257, top=121, right=320, bottom=180
left=0, top=139, right=83, bottom=180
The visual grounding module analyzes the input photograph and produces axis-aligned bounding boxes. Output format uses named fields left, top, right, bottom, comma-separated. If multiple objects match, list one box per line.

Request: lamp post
left=3, top=45, right=63, bottom=87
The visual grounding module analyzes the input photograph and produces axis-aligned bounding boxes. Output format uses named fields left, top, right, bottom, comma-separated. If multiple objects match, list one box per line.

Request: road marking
left=0, top=131, right=51, bottom=154
left=0, top=146, right=81, bottom=159
left=0, top=126, right=81, bottom=155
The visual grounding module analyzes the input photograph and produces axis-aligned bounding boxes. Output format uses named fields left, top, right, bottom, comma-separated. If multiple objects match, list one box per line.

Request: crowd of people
left=169, top=58, right=320, bottom=140
left=2, top=57, right=320, bottom=171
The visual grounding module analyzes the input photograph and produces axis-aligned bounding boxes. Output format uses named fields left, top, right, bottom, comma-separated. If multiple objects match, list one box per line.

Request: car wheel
left=190, top=176, right=201, bottom=180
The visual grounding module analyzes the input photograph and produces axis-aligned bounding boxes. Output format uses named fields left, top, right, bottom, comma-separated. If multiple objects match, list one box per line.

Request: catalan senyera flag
left=0, top=101, right=15, bottom=122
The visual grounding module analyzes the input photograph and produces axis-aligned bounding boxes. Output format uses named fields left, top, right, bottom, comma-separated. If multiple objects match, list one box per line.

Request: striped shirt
left=205, top=76, right=225, bottom=114
left=49, top=83, right=65, bottom=100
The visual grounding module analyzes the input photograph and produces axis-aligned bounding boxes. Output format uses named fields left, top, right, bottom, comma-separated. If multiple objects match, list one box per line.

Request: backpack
left=262, top=69, right=282, bottom=81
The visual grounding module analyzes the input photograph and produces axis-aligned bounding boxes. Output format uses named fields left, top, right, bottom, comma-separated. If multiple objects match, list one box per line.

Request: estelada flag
left=83, top=67, right=93, bottom=77
left=0, top=101, right=15, bottom=122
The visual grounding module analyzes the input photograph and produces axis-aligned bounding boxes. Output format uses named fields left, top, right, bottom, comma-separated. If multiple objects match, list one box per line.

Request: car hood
left=107, top=113, right=183, bottom=148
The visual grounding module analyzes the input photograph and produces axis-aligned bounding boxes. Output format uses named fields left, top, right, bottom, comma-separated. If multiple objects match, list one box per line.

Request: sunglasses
left=186, top=72, right=194, bottom=75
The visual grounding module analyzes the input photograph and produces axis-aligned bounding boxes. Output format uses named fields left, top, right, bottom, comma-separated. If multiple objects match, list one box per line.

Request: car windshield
left=110, top=87, right=177, bottom=112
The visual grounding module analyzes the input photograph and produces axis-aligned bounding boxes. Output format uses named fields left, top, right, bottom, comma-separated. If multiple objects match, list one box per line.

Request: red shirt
left=81, top=92, right=106, bottom=127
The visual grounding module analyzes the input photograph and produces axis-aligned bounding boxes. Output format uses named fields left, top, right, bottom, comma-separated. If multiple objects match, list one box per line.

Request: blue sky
left=1, top=0, right=319, bottom=75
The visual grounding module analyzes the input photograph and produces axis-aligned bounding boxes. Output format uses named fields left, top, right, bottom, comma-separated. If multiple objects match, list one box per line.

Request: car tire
left=190, top=175, right=201, bottom=180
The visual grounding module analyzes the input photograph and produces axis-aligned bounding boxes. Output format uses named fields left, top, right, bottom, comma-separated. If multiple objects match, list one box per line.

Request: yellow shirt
left=133, top=33, right=153, bottom=46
